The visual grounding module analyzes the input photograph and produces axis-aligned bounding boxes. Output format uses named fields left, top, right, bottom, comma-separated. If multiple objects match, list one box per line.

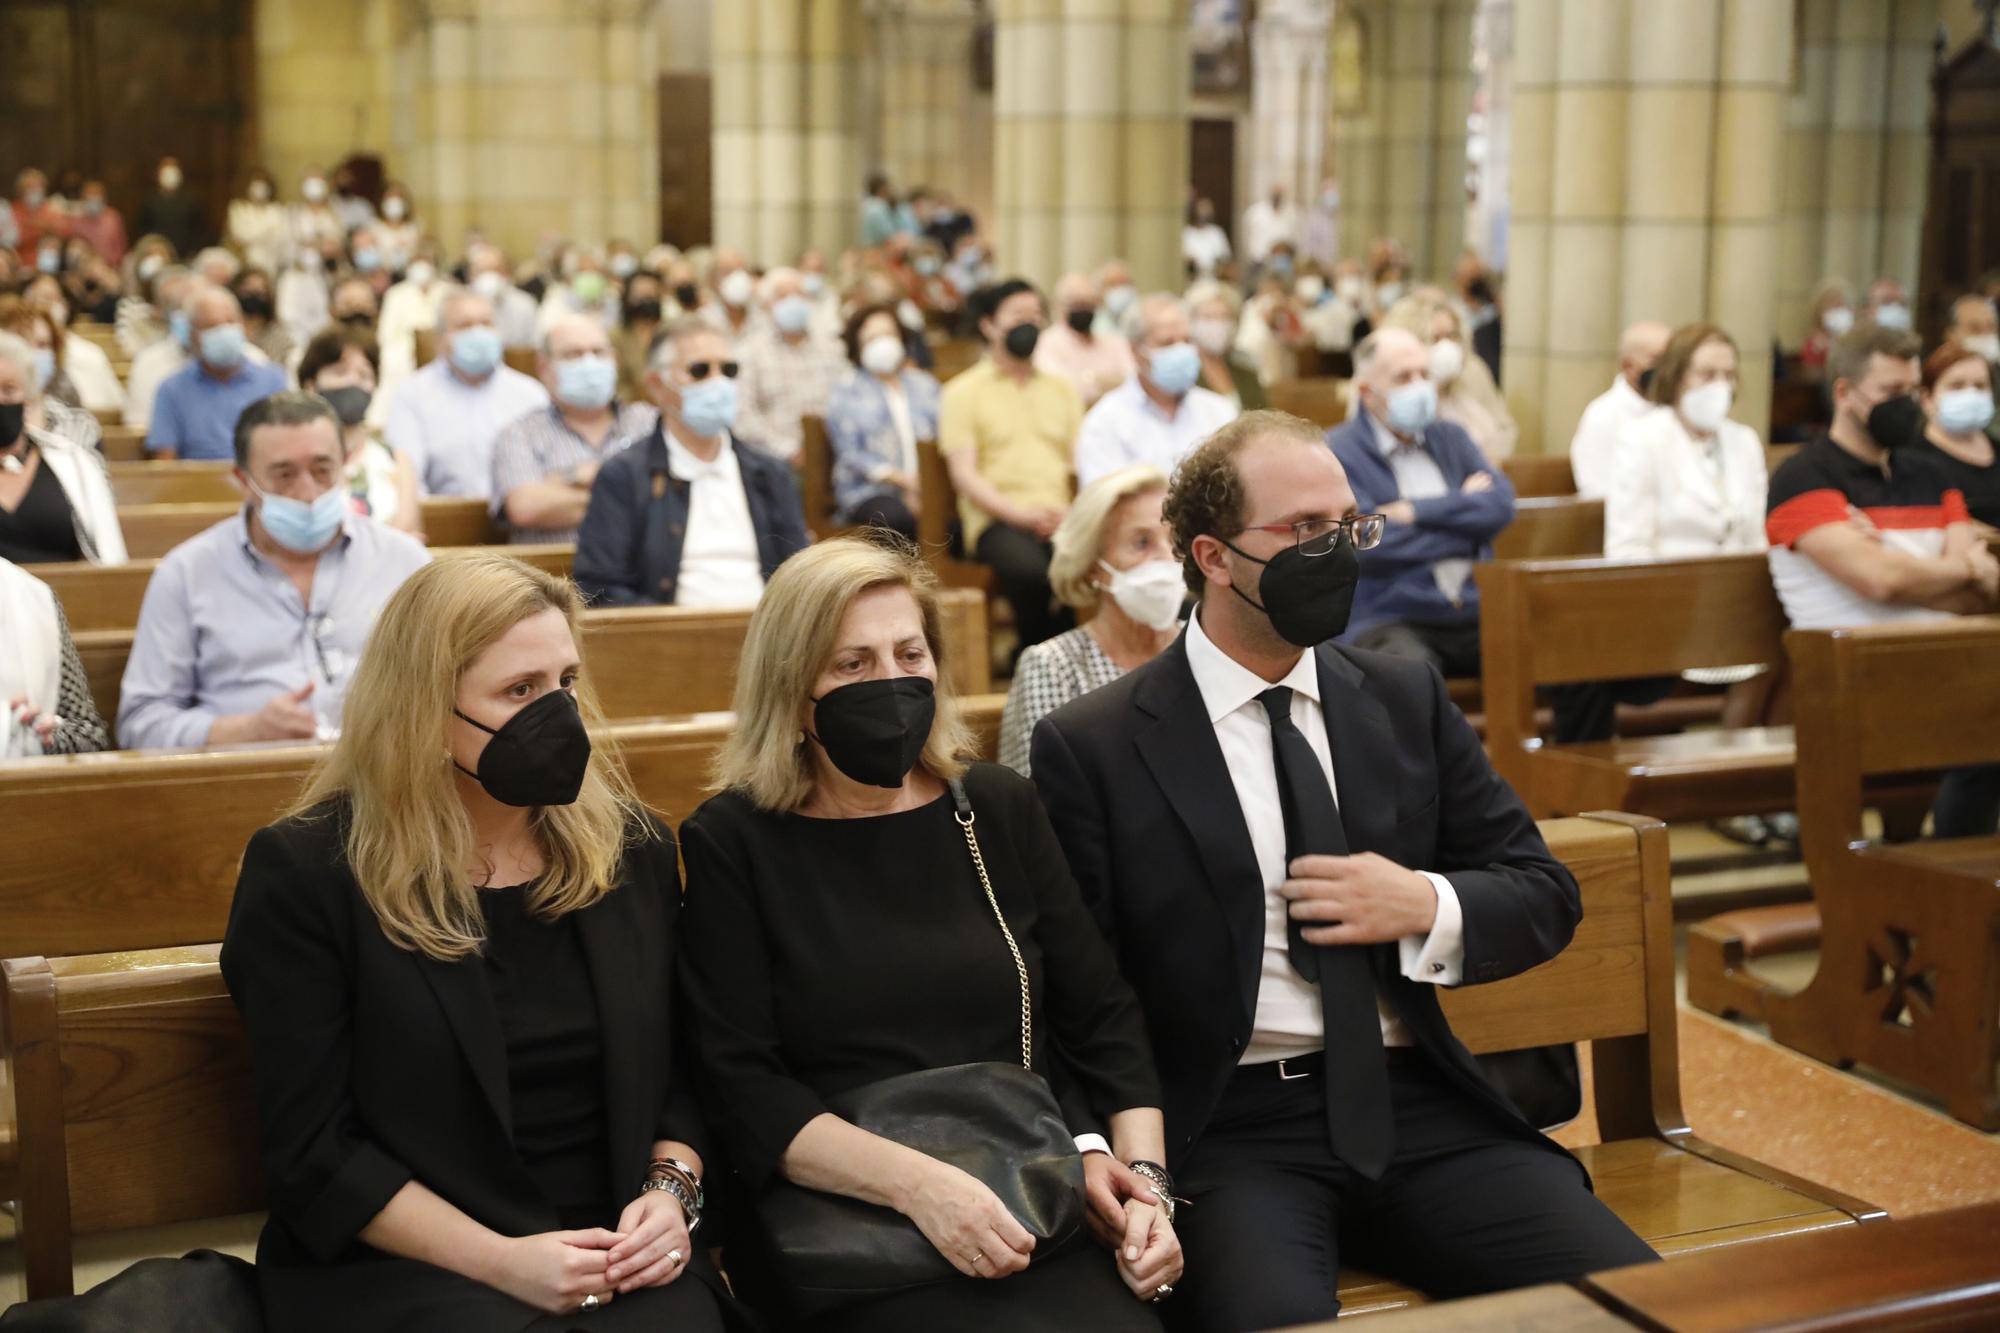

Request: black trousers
left=1352, top=620, right=1482, bottom=681
left=1550, top=676, right=1680, bottom=745
left=975, top=522, right=1075, bottom=652
left=839, top=488, right=919, bottom=541
left=1170, top=1052, right=1657, bottom=1333
left=1933, top=764, right=2000, bottom=839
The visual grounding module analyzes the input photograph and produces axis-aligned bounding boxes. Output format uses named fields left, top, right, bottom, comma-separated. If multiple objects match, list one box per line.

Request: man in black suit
left=1031, top=411, right=1655, bottom=1331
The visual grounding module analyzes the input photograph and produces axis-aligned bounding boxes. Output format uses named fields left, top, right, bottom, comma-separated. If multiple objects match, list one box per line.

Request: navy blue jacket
left=573, top=425, right=809, bottom=606
left=1326, top=411, right=1514, bottom=637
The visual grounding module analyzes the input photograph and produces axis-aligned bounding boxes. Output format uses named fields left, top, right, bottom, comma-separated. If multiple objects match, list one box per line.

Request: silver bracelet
left=640, top=1173, right=703, bottom=1233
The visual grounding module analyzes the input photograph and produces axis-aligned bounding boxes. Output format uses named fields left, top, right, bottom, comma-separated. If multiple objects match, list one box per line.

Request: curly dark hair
left=841, top=302, right=900, bottom=367
left=296, top=323, right=380, bottom=387
left=1164, top=410, right=1325, bottom=593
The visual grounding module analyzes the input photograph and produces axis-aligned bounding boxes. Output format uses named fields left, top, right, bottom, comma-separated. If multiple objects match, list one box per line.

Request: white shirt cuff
left=1074, top=1133, right=1113, bottom=1157
left=1398, top=872, right=1465, bottom=986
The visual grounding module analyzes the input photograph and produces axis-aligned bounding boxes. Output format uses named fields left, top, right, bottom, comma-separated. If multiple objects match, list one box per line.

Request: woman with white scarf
left=0, top=330, right=128, bottom=566
left=0, top=556, right=111, bottom=756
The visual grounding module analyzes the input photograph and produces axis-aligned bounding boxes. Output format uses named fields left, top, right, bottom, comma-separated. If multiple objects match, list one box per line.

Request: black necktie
left=1258, top=686, right=1394, bottom=1179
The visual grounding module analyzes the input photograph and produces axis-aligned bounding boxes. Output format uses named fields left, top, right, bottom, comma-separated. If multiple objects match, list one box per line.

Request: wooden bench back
left=1490, top=496, right=1603, bottom=561
left=800, top=414, right=841, bottom=537
left=100, top=425, right=145, bottom=462
left=929, top=339, right=984, bottom=383
left=0, top=693, right=1007, bottom=962
left=1266, top=378, right=1351, bottom=429
left=0, top=810, right=1671, bottom=1300
left=1501, top=453, right=1576, bottom=498
left=119, top=497, right=499, bottom=558
left=1790, top=619, right=2000, bottom=855
left=107, top=461, right=238, bottom=507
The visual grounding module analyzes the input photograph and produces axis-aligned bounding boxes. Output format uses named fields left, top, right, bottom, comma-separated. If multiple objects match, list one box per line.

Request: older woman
left=0, top=331, right=125, bottom=565
left=1, top=556, right=111, bottom=755
left=1185, top=281, right=1267, bottom=409
left=1797, top=280, right=1854, bottom=379
left=297, top=323, right=423, bottom=536
left=1918, top=340, right=1999, bottom=530
left=822, top=302, right=943, bottom=540
left=999, top=467, right=1180, bottom=775
left=0, top=297, right=99, bottom=454
left=23, top=273, right=124, bottom=415
left=1381, top=291, right=1519, bottom=464
left=222, top=555, right=745, bottom=1332
left=680, top=536, right=1182, bottom=1332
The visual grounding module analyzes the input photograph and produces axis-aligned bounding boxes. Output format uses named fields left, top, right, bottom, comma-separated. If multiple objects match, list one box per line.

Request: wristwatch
left=1128, top=1159, right=1178, bottom=1223
left=641, top=1159, right=705, bottom=1233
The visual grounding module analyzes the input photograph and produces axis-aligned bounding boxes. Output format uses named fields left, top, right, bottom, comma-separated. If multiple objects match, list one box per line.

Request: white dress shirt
left=1184, top=611, right=1464, bottom=1062
left=1366, top=412, right=1472, bottom=604
left=1073, top=377, right=1239, bottom=490
left=877, top=380, right=919, bottom=480
left=665, top=432, right=766, bottom=608
left=1568, top=374, right=1652, bottom=500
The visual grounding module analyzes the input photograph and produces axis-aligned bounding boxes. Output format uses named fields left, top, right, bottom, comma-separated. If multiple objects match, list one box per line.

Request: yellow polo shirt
left=939, top=358, right=1082, bottom=548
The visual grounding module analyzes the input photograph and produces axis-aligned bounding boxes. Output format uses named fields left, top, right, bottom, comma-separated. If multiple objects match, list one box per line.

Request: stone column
left=1470, top=0, right=1516, bottom=267
left=1503, top=0, right=1791, bottom=455
left=993, top=0, right=1189, bottom=293
left=1249, top=0, right=1333, bottom=210
left=713, top=0, right=861, bottom=266
left=1775, top=0, right=1836, bottom=349
left=874, top=0, right=979, bottom=201
left=256, top=0, right=398, bottom=195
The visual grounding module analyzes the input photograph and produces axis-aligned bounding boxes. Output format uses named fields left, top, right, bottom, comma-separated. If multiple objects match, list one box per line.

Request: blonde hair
left=1380, top=290, right=1461, bottom=344
left=713, top=536, right=972, bottom=811
left=293, top=555, right=644, bottom=961
left=1049, top=465, right=1169, bottom=610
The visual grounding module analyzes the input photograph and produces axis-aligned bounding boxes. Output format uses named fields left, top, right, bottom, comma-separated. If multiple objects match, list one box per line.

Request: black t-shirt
left=0, top=453, right=84, bottom=564
left=1915, top=440, right=2000, bottom=529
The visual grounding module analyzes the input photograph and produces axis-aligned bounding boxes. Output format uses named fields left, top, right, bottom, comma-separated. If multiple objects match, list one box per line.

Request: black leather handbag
left=754, top=779, right=1088, bottom=1315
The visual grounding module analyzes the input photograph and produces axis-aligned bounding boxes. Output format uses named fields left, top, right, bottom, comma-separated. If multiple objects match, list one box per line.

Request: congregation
left=2, top=94, right=2000, bottom=1332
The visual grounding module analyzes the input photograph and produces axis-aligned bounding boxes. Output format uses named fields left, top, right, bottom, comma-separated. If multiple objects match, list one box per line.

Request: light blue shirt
left=146, top=359, right=287, bottom=460
left=384, top=358, right=550, bottom=500
left=116, top=509, right=431, bottom=750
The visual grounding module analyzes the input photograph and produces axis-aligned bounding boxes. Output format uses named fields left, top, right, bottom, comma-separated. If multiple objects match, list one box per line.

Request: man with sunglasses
left=573, top=318, right=808, bottom=608
left=1326, top=327, right=1516, bottom=680
left=1029, top=412, right=1654, bottom=1332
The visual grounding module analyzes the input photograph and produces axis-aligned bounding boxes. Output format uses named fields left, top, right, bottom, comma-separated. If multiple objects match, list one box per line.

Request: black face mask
left=1065, top=308, right=1096, bottom=335
left=453, top=688, right=593, bottom=807
left=319, top=384, right=373, bottom=427
left=1003, top=322, right=1040, bottom=360
left=626, top=299, right=663, bottom=323
left=338, top=311, right=376, bottom=330
left=0, top=402, right=22, bottom=449
left=674, top=283, right=700, bottom=310
left=238, top=293, right=273, bottom=320
left=809, top=677, right=936, bottom=789
left=1216, top=534, right=1361, bottom=648
left=1866, top=393, right=1927, bottom=450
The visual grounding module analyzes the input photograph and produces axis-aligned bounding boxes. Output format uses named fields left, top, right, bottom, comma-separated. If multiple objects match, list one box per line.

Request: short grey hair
left=0, top=330, right=39, bottom=400
left=646, top=315, right=716, bottom=374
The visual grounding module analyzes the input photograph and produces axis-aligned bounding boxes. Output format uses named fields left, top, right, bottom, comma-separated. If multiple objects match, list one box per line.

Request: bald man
left=146, top=286, right=287, bottom=460
left=1568, top=320, right=1671, bottom=499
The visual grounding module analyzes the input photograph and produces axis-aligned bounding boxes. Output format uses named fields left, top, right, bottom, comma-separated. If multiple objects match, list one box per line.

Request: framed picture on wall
left=1192, top=0, right=1247, bottom=95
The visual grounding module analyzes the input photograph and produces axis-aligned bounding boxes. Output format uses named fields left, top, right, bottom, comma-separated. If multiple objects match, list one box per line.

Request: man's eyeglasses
left=1235, top=514, right=1386, bottom=557
left=685, top=360, right=740, bottom=381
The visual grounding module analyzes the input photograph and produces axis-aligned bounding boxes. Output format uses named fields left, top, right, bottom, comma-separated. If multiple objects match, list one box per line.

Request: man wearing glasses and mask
left=573, top=318, right=808, bottom=608
left=1029, top=413, right=1656, bottom=1332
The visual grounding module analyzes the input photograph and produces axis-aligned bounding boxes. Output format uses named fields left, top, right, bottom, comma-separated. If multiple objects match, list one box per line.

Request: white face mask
left=1099, top=558, right=1186, bottom=632
left=406, top=261, right=436, bottom=288
left=1678, top=379, right=1735, bottom=435
left=247, top=180, right=272, bottom=203
left=1962, top=333, right=2000, bottom=364
left=1427, top=338, right=1465, bottom=386
left=302, top=177, right=328, bottom=203
left=1821, top=306, right=1854, bottom=337
left=1191, top=316, right=1234, bottom=358
left=718, top=270, right=755, bottom=308
left=382, top=196, right=407, bottom=222
left=1873, top=301, right=1912, bottom=331
left=860, top=333, right=905, bottom=376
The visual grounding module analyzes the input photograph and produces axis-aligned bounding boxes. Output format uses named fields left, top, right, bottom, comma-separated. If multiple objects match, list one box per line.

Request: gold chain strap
left=954, top=805, right=1033, bottom=1071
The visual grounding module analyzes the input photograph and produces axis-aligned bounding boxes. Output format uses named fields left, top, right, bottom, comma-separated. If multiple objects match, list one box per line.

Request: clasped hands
left=498, top=1189, right=693, bottom=1315
left=1279, top=851, right=1439, bottom=945
left=1082, top=1154, right=1186, bottom=1301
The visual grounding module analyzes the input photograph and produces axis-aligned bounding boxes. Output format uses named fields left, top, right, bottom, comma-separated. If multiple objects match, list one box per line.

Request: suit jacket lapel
left=1134, top=639, right=1266, bottom=1028
left=413, top=951, right=514, bottom=1139
left=576, top=885, right=654, bottom=1201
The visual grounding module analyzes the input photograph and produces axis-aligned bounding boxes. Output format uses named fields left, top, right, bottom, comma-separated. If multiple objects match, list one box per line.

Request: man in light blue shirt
left=146, top=286, right=286, bottom=460
left=384, top=288, right=550, bottom=499
left=118, top=391, right=430, bottom=750
left=1074, top=293, right=1238, bottom=489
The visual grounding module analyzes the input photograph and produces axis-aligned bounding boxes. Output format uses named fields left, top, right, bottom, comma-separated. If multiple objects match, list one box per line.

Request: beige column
left=1818, top=0, right=1937, bottom=304
left=1502, top=0, right=1790, bottom=454
left=994, top=0, right=1189, bottom=293
left=256, top=0, right=399, bottom=192
left=1775, top=0, right=1836, bottom=348
left=876, top=0, right=978, bottom=201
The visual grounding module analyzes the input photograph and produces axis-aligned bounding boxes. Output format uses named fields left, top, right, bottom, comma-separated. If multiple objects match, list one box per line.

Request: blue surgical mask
left=31, top=349, right=55, bottom=392
left=800, top=272, right=826, bottom=298
left=1938, top=388, right=1996, bottom=437
left=37, top=249, right=60, bottom=275
left=249, top=481, right=347, bottom=554
left=1384, top=379, right=1438, bottom=435
left=556, top=354, right=617, bottom=410
left=773, top=294, right=815, bottom=335
left=352, top=247, right=381, bottom=273
left=1146, top=342, right=1201, bottom=397
left=679, top=377, right=739, bottom=437
left=449, top=326, right=503, bottom=378
left=914, top=256, right=940, bottom=277
left=168, top=310, right=193, bottom=349
left=198, top=323, right=246, bottom=369
left=1873, top=302, right=1912, bottom=331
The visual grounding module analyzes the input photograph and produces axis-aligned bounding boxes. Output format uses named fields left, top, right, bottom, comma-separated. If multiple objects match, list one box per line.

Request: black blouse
left=0, top=452, right=83, bottom=564
left=678, top=762, right=1160, bottom=1190
left=478, top=884, right=613, bottom=1230
left=1918, top=439, right=2000, bottom=530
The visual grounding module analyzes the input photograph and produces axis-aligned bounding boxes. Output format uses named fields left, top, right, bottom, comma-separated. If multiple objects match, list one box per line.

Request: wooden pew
left=1695, top=619, right=2000, bottom=1129
left=1, top=811, right=1881, bottom=1303
left=100, top=425, right=145, bottom=462
left=67, top=585, right=989, bottom=747
left=107, top=461, right=237, bottom=506
left=928, top=338, right=984, bottom=383
left=1267, top=377, right=1351, bottom=429
left=35, top=545, right=577, bottom=634
left=1491, top=496, right=1603, bottom=561
left=799, top=414, right=854, bottom=540
left=117, top=496, right=500, bottom=558
left=916, top=439, right=1000, bottom=605
left=1500, top=453, right=1576, bottom=498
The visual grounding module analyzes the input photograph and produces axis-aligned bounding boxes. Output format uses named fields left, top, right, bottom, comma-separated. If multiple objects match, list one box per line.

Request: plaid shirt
left=490, top=400, right=659, bottom=544
left=735, top=328, right=850, bottom=460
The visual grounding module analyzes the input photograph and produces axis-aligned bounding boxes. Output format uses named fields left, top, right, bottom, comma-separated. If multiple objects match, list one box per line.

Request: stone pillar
left=1503, top=0, right=1791, bottom=455
left=993, top=0, right=1189, bottom=293
left=1775, top=0, right=1836, bottom=349
left=1249, top=1, right=1333, bottom=211
left=256, top=0, right=398, bottom=194
left=713, top=0, right=861, bottom=266
left=1470, top=0, right=1516, bottom=267
left=874, top=0, right=979, bottom=202
left=1327, top=0, right=1476, bottom=276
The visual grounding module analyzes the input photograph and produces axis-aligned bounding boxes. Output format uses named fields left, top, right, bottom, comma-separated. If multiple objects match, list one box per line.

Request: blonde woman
left=221, top=555, right=743, bottom=1333
left=1380, top=290, right=1519, bottom=464
left=678, top=535, right=1181, bottom=1331
left=999, top=466, right=1182, bottom=776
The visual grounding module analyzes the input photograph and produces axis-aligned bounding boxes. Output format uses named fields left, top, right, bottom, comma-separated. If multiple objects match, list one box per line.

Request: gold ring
left=668, top=1249, right=684, bottom=1267
left=580, top=1293, right=601, bottom=1310
left=970, top=1251, right=987, bottom=1265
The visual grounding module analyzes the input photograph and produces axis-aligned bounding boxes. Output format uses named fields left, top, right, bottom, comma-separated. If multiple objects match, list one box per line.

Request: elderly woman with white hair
left=998, top=466, right=1182, bottom=775
left=1380, top=290, right=1519, bottom=464
left=0, top=330, right=126, bottom=565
